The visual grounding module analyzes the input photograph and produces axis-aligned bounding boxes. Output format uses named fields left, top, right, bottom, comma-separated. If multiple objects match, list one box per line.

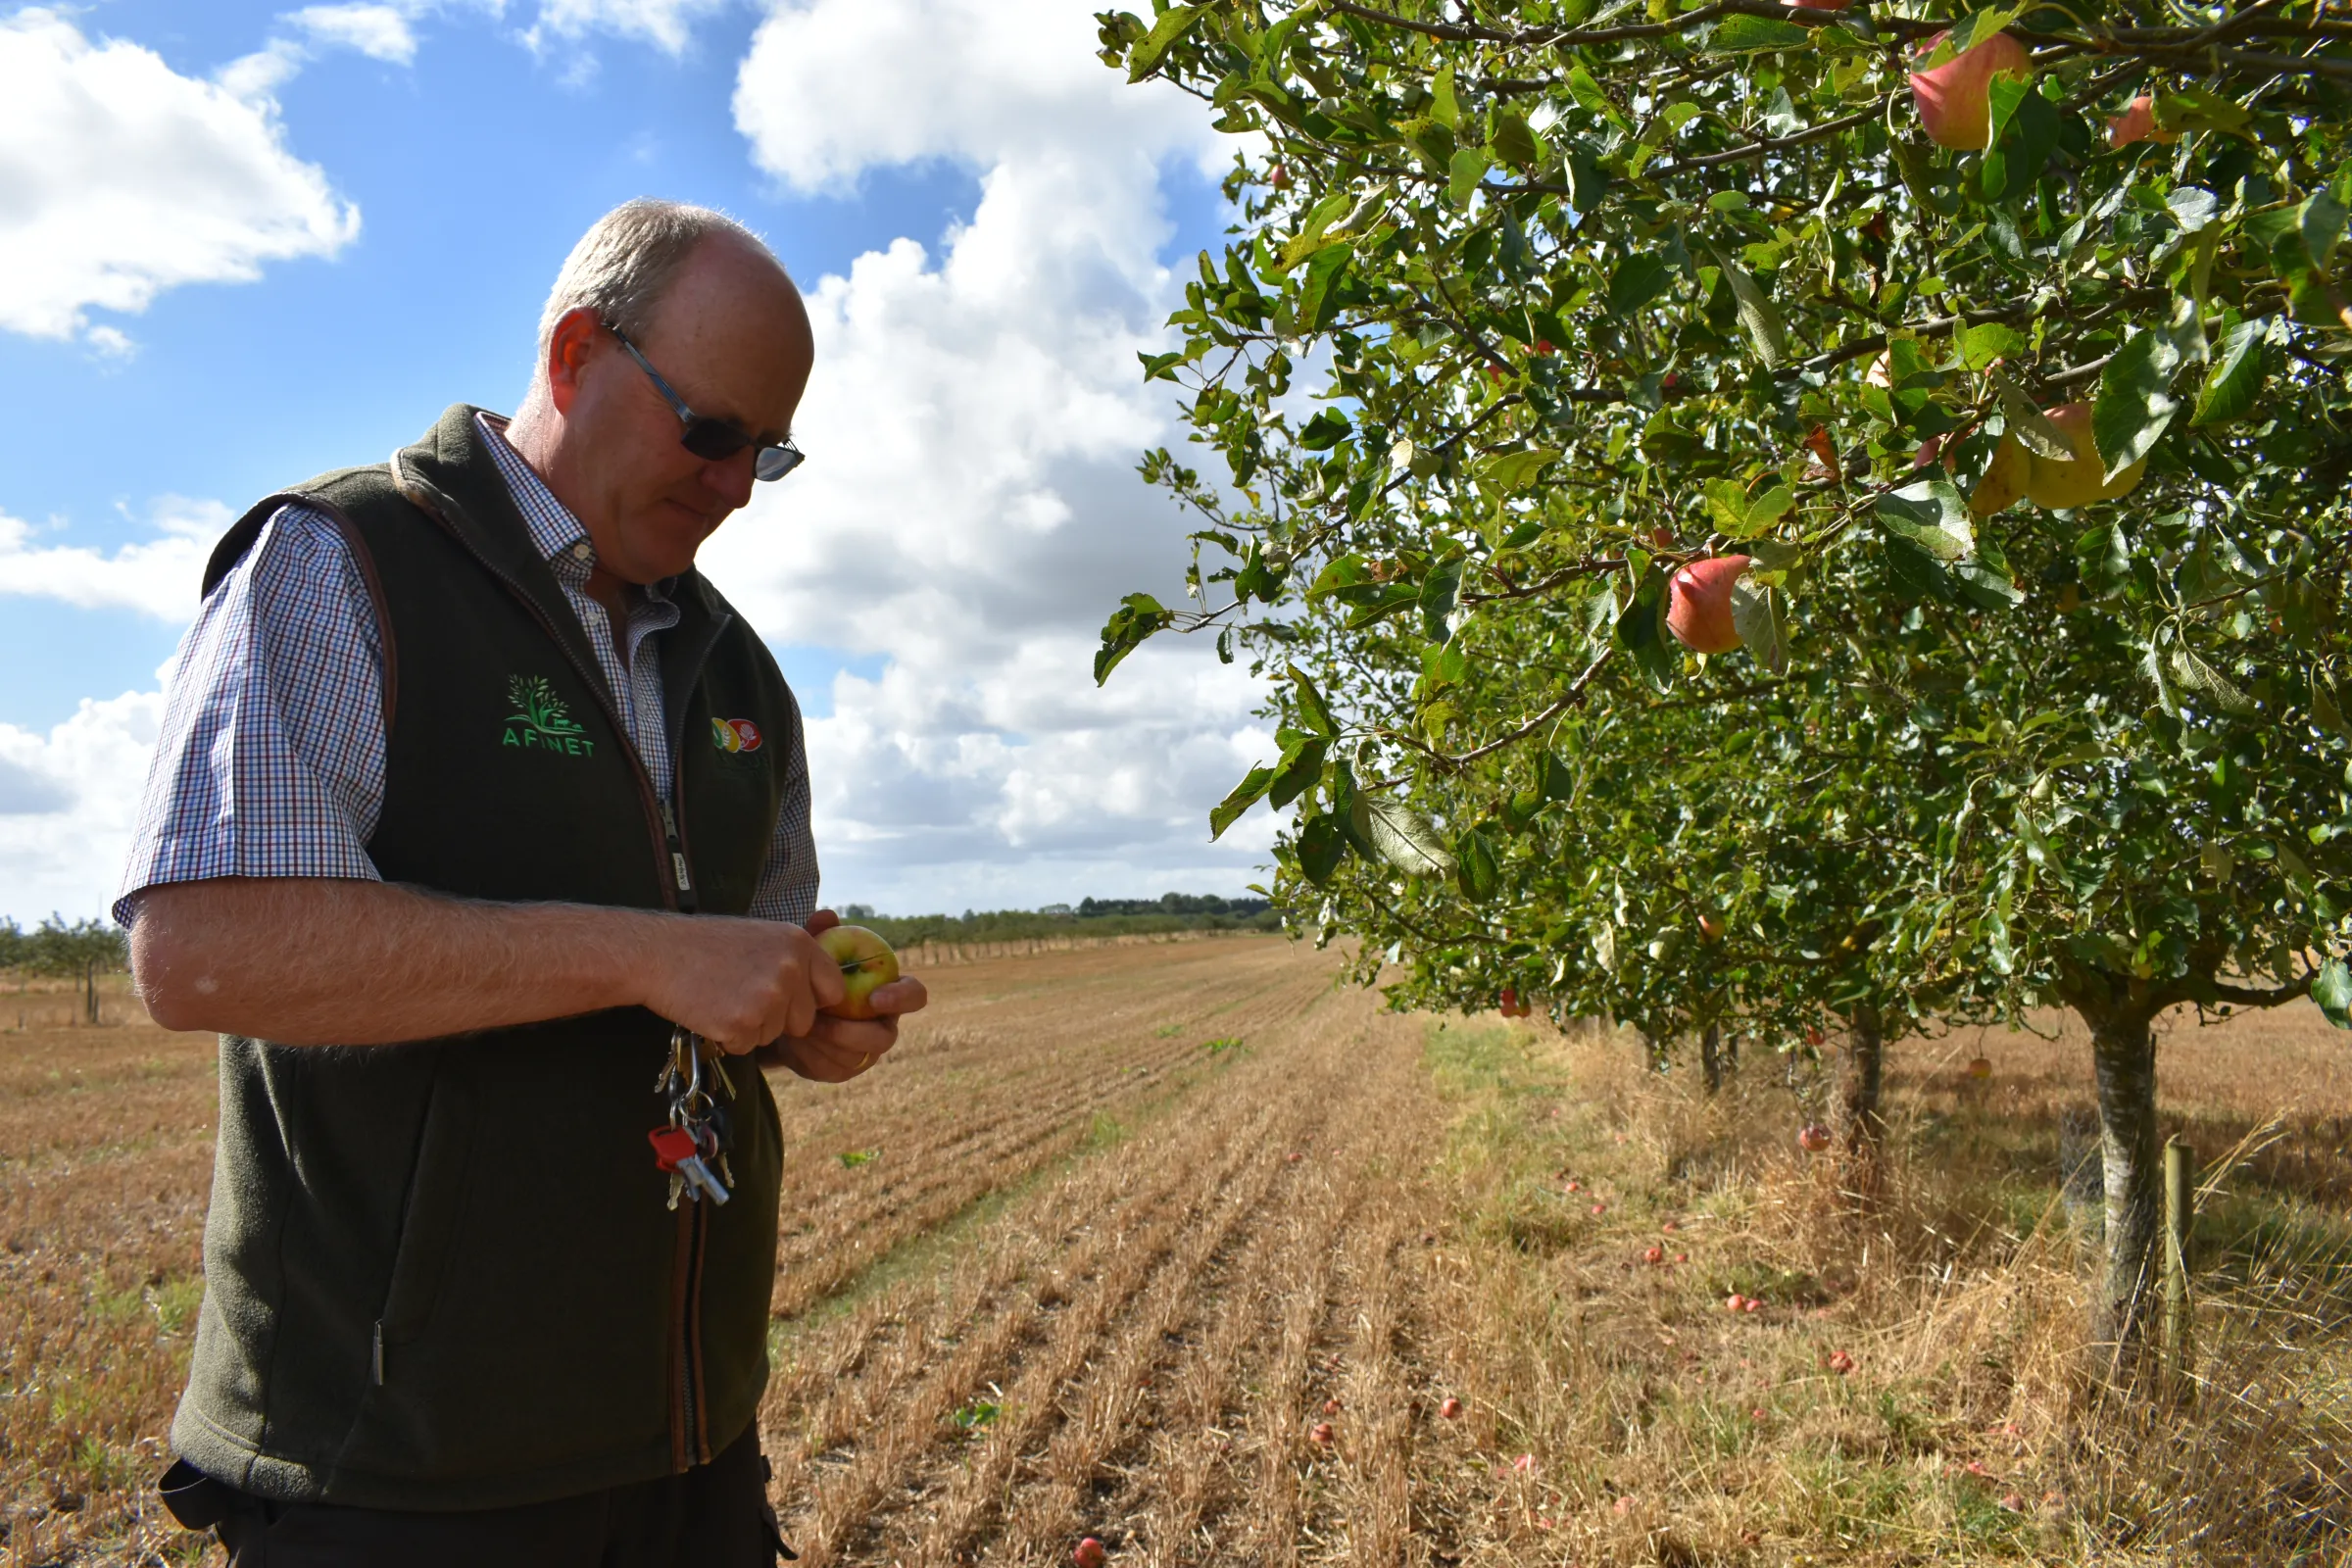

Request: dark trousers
left=158, top=1423, right=793, bottom=1567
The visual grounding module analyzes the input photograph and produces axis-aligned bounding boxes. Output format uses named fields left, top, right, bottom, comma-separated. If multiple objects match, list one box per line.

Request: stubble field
left=2, top=937, right=2350, bottom=1566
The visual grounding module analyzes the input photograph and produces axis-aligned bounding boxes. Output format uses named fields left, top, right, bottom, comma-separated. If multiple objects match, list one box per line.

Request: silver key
left=673, top=1152, right=731, bottom=1204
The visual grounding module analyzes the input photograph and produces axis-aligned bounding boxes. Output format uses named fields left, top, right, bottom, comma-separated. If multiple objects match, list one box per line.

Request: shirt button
left=571, top=542, right=593, bottom=562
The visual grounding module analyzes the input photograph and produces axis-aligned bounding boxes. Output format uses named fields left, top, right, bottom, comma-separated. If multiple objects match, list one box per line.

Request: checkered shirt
left=116, top=414, right=817, bottom=926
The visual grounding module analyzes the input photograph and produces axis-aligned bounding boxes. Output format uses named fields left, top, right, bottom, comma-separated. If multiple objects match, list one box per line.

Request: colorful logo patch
left=504, top=675, right=595, bottom=757
left=711, top=717, right=763, bottom=754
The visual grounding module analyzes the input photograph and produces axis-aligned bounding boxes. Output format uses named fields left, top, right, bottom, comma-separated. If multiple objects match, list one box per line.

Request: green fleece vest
left=171, top=405, right=798, bottom=1510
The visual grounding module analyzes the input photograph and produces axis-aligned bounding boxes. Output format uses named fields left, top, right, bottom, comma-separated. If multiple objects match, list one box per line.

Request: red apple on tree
left=1666, top=555, right=1751, bottom=655
left=1910, top=29, right=2033, bottom=150
left=1967, top=1056, right=1993, bottom=1080
left=816, top=924, right=900, bottom=1020
left=2107, top=95, right=2179, bottom=149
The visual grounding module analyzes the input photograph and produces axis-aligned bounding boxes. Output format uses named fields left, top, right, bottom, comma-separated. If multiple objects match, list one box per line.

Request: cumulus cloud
left=0, top=499, right=231, bottom=621
left=290, top=3, right=420, bottom=63
left=709, top=0, right=1276, bottom=909
left=0, top=9, right=361, bottom=343
left=0, top=690, right=166, bottom=923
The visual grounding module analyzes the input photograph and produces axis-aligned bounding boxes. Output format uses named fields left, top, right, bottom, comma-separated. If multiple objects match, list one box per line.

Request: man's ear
left=544, top=308, right=604, bottom=416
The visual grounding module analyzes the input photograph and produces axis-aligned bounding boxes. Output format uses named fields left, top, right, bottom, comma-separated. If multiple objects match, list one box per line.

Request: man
left=119, top=199, right=924, bottom=1565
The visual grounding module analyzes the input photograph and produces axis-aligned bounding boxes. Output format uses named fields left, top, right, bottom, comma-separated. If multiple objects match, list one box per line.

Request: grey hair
left=534, top=198, right=782, bottom=366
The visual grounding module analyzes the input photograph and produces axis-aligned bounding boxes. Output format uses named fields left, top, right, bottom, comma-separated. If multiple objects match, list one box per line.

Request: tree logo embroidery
left=504, top=675, right=596, bottom=757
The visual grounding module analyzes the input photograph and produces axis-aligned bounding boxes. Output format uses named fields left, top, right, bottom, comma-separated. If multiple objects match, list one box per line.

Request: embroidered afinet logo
left=711, top=717, right=762, bottom=754
left=505, top=675, right=596, bottom=757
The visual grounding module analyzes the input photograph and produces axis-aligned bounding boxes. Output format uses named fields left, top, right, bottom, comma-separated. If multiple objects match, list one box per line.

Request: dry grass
left=3, top=953, right=2348, bottom=1566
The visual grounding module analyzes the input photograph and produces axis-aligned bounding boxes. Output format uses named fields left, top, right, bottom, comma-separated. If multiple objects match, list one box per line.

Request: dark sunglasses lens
left=755, top=445, right=804, bottom=482
left=680, top=418, right=752, bottom=463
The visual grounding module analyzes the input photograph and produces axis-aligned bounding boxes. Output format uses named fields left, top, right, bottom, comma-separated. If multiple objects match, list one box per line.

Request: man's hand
left=756, top=908, right=928, bottom=1081
left=638, top=912, right=847, bottom=1053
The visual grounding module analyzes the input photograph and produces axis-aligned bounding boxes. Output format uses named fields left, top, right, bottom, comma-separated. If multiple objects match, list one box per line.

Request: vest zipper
left=403, top=472, right=730, bottom=1475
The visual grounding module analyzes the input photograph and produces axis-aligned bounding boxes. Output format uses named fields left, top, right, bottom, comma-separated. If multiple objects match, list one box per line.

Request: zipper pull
left=661, top=799, right=693, bottom=894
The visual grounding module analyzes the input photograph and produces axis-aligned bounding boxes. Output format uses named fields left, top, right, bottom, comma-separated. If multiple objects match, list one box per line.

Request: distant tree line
left=847, top=894, right=1280, bottom=950
left=0, top=915, right=129, bottom=1025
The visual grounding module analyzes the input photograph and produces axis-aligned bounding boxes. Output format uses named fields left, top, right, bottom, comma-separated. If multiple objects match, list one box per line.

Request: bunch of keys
left=650, top=1025, right=736, bottom=1209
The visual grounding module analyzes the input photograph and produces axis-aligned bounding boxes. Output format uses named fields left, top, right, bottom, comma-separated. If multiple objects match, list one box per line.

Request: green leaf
left=1454, top=826, right=1502, bottom=902
left=1138, top=350, right=1186, bottom=382
left=1431, top=60, right=1460, bottom=129
left=1990, top=367, right=2075, bottom=462
left=2192, top=316, right=2267, bottom=427
left=1614, top=568, right=1677, bottom=687
left=1289, top=663, right=1339, bottom=737
left=1707, top=13, right=1812, bottom=50
left=1420, top=559, right=1463, bottom=642
left=1983, top=74, right=2058, bottom=201
left=1344, top=582, right=1422, bottom=629
left=1920, top=6, right=2025, bottom=69
left=2316, top=957, right=2352, bottom=1029
left=2014, top=805, right=2066, bottom=877
left=1296, top=241, right=1355, bottom=333
left=1877, top=479, right=1975, bottom=561
left=1959, top=322, right=2025, bottom=369
left=1297, top=409, right=1351, bottom=451
left=1606, top=254, right=1673, bottom=317
left=2167, top=186, right=2220, bottom=234
left=1362, top=795, right=1455, bottom=876
left=1448, top=148, right=1492, bottom=207
left=1276, top=189, right=1357, bottom=270
left=1732, top=483, right=1795, bottom=538
left=2170, top=647, right=2258, bottom=717
left=1209, top=765, right=1275, bottom=839
left=1566, top=63, right=1630, bottom=130
left=1126, top=4, right=1204, bottom=81
left=1713, top=253, right=1786, bottom=367
left=1267, top=738, right=1327, bottom=810
left=1479, top=446, right=1561, bottom=492
left=1538, top=749, right=1575, bottom=802
left=2302, top=190, right=2347, bottom=276
left=1095, top=592, right=1173, bottom=684
left=1297, top=811, right=1349, bottom=885
left=1730, top=581, right=1788, bottom=673
left=1490, top=109, right=1544, bottom=170
left=2313, top=669, right=2352, bottom=741
left=2091, top=323, right=2184, bottom=481
left=1883, top=535, right=1957, bottom=602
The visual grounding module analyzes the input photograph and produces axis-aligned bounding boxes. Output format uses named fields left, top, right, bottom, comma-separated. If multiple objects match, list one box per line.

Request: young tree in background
left=1095, top=0, right=2351, bottom=1379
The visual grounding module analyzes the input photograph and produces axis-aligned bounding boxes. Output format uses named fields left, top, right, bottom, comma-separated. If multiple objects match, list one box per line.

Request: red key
left=649, top=1126, right=700, bottom=1172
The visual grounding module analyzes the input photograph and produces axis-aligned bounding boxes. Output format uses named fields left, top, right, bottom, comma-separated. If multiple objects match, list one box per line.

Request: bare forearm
left=131, top=878, right=667, bottom=1044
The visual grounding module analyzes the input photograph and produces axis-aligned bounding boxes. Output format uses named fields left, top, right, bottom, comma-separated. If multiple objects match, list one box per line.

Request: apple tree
left=1092, top=0, right=2352, bottom=1372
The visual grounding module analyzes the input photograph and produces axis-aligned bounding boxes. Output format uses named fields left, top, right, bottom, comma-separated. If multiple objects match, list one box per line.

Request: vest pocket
left=372, top=1060, right=477, bottom=1371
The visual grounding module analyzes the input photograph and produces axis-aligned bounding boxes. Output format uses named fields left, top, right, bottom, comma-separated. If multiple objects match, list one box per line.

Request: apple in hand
left=1666, top=555, right=1752, bottom=656
left=815, top=924, right=900, bottom=1020
left=1911, top=30, right=2032, bottom=150
left=2024, top=402, right=2145, bottom=510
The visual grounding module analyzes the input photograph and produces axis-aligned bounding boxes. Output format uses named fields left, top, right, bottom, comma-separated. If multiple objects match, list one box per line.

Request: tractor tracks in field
left=760, top=958, right=1454, bottom=1567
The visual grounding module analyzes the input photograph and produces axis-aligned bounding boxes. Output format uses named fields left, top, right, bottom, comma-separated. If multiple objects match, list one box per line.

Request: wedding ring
left=857, top=1052, right=873, bottom=1071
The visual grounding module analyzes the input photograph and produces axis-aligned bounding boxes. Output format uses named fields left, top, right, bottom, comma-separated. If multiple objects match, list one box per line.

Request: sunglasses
left=606, top=323, right=805, bottom=482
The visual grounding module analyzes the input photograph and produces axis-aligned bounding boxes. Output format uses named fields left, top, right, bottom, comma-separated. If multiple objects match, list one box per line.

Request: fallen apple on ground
left=1440, top=1396, right=1463, bottom=1419
left=1666, top=555, right=1752, bottom=655
left=1910, top=29, right=2032, bottom=150
left=816, top=924, right=900, bottom=1020
left=1797, top=1123, right=1834, bottom=1153
left=1074, top=1538, right=1108, bottom=1568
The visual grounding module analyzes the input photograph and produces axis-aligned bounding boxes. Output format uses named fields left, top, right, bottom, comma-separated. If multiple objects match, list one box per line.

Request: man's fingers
left=800, top=1013, right=898, bottom=1056
left=806, top=908, right=842, bottom=936
left=867, top=976, right=929, bottom=1017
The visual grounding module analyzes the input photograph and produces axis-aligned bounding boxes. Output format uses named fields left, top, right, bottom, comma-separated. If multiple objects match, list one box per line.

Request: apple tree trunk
left=1698, top=1021, right=1723, bottom=1096
left=1837, top=1004, right=1885, bottom=1202
left=2080, top=994, right=2165, bottom=1384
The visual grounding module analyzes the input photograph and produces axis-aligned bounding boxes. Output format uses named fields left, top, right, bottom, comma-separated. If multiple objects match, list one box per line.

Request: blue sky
left=0, top=0, right=1278, bottom=919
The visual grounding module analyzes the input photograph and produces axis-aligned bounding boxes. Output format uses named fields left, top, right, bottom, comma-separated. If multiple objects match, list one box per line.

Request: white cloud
left=0, top=499, right=231, bottom=621
left=522, top=0, right=733, bottom=54
left=0, top=689, right=165, bottom=923
left=290, top=3, right=420, bottom=63
left=710, top=0, right=1277, bottom=910
left=0, top=9, right=361, bottom=342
